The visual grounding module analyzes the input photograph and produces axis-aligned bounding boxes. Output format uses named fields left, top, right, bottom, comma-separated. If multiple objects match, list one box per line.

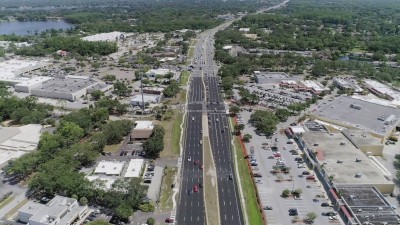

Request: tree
left=80, top=197, right=88, bottom=205
left=142, top=125, right=165, bottom=159
left=146, top=217, right=155, bottom=225
left=91, top=90, right=104, bottom=101
left=116, top=203, right=133, bottom=221
left=282, top=189, right=290, bottom=198
left=56, top=121, right=85, bottom=146
left=250, top=110, right=280, bottom=135
left=293, top=188, right=303, bottom=197
left=163, top=80, right=180, bottom=98
left=102, top=74, right=116, bottom=82
left=229, top=105, right=240, bottom=116
left=242, top=134, right=252, bottom=142
left=139, top=203, right=155, bottom=212
left=113, top=81, right=131, bottom=97
left=275, top=108, right=291, bottom=122
left=233, top=124, right=244, bottom=135
left=306, top=212, right=317, bottom=223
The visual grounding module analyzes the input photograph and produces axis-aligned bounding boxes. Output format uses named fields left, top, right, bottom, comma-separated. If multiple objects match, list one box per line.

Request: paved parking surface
left=238, top=110, right=343, bottom=225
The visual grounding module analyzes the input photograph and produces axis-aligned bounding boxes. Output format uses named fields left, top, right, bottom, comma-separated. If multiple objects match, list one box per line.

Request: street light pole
left=140, top=72, right=145, bottom=114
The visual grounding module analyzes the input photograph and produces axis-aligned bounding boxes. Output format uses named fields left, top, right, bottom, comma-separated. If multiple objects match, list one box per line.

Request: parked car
left=323, top=212, right=337, bottom=216
left=165, top=218, right=174, bottom=223
left=263, top=206, right=273, bottom=210
left=321, top=202, right=330, bottom=207
left=253, top=173, right=262, bottom=178
left=306, top=175, right=316, bottom=180
left=289, top=208, right=298, bottom=216
left=302, top=171, right=310, bottom=175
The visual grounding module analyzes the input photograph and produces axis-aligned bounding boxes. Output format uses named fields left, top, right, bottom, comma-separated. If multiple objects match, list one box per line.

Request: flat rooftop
left=31, top=77, right=97, bottom=94
left=342, top=129, right=382, bottom=148
left=94, top=160, right=125, bottom=176
left=313, top=96, right=400, bottom=136
left=124, top=159, right=144, bottom=178
left=0, top=59, right=48, bottom=80
left=302, top=132, right=392, bottom=186
left=82, top=32, right=123, bottom=42
left=134, top=121, right=154, bottom=130
left=337, top=185, right=400, bottom=225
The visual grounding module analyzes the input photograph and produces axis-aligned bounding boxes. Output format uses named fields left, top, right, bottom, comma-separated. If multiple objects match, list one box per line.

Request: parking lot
left=245, top=84, right=313, bottom=108
left=238, top=110, right=343, bottom=225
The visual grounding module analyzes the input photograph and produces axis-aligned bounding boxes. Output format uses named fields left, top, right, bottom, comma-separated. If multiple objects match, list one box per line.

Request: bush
left=139, top=203, right=155, bottom=212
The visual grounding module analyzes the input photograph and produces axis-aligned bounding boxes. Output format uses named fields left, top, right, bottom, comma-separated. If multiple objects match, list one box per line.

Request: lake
left=0, top=21, right=75, bottom=36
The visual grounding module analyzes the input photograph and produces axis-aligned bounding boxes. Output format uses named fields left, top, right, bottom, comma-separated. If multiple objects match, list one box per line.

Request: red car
left=200, top=164, right=203, bottom=170
left=194, top=160, right=200, bottom=165
left=306, top=175, right=316, bottom=180
left=193, top=185, right=199, bottom=192
left=165, top=218, right=174, bottom=223
left=273, top=153, right=281, bottom=157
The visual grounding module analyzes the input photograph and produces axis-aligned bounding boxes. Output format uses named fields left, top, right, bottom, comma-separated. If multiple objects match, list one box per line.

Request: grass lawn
left=104, top=142, right=123, bottom=153
left=161, top=110, right=183, bottom=157
left=231, top=119, right=263, bottom=225
left=203, top=136, right=220, bottom=225
left=188, top=47, right=195, bottom=59
left=0, top=195, right=15, bottom=210
left=179, top=90, right=187, bottom=103
left=180, top=71, right=190, bottom=86
left=159, top=167, right=177, bottom=212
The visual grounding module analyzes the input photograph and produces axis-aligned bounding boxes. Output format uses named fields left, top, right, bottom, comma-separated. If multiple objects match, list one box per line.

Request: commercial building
left=29, top=76, right=100, bottom=101
left=142, top=87, right=164, bottom=95
left=94, top=160, right=125, bottom=176
left=302, top=131, right=394, bottom=194
left=145, top=68, right=173, bottom=79
left=14, top=76, right=53, bottom=93
left=300, top=80, right=330, bottom=95
left=18, top=195, right=88, bottom=225
left=131, top=120, right=154, bottom=140
left=82, top=31, right=126, bottom=42
left=130, top=94, right=160, bottom=107
left=364, top=79, right=400, bottom=106
left=238, top=28, right=250, bottom=32
left=0, top=59, right=50, bottom=84
left=342, top=129, right=384, bottom=156
left=335, top=185, right=400, bottom=225
left=333, top=78, right=363, bottom=93
left=311, top=96, right=400, bottom=137
left=124, top=159, right=145, bottom=178
left=0, top=124, right=42, bottom=167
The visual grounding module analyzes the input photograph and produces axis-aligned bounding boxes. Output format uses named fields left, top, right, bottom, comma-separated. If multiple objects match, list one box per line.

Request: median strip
left=203, top=115, right=221, bottom=225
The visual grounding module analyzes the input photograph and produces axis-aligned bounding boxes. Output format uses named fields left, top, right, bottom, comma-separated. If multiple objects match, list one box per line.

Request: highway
left=176, top=1, right=290, bottom=224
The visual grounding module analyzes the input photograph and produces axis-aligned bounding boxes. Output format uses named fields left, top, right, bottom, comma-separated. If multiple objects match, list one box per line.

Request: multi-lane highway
left=177, top=1, right=290, bottom=224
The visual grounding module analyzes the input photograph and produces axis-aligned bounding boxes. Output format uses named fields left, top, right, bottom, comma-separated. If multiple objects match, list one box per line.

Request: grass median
left=161, top=110, right=183, bottom=157
left=159, top=167, right=177, bottom=212
left=0, top=195, right=15, bottom=210
left=231, top=119, right=263, bottom=225
left=204, top=136, right=220, bottom=225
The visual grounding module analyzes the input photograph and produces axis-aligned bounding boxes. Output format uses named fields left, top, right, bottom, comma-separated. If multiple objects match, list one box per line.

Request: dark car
left=289, top=208, right=298, bottom=216
left=263, top=206, right=273, bottom=210
left=119, top=151, right=125, bottom=156
left=199, top=182, right=203, bottom=188
left=323, top=212, right=337, bottom=216
left=321, top=202, right=330, bottom=207
left=229, top=174, right=233, bottom=180
left=302, top=171, right=310, bottom=175
left=165, top=218, right=174, bottom=223
left=268, top=156, right=274, bottom=159
left=295, top=157, right=303, bottom=161
left=253, top=173, right=262, bottom=178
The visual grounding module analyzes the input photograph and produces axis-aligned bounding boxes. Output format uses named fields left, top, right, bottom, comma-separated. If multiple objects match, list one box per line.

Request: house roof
left=131, top=129, right=153, bottom=139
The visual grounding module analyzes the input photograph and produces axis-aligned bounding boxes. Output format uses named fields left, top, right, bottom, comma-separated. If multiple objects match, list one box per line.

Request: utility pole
left=140, top=72, right=145, bottom=114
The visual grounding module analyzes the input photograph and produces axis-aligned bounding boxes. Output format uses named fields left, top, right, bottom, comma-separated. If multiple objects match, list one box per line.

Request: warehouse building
left=18, top=195, right=88, bottom=225
left=311, top=96, right=400, bottom=138
left=254, top=71, right=292, bottom=84
left=335, top=185, right=399, bottom=225
left=302, top=131, right=394, bottom=194
left=29, top=76, right=99, bottom=101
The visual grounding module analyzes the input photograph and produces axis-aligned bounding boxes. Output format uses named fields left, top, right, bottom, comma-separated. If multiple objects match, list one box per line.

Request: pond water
left=0, top=20, right=74, bottom=36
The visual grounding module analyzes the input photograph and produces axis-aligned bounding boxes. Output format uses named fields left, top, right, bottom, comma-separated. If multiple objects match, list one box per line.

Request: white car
left=188, top=157, right=192, bottom=162
left=192, top=117, right=195, bottom=121
left=298, top=164, right=305, bottom=168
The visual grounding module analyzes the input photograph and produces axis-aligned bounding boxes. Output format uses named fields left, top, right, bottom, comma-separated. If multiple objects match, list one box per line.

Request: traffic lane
left=208, top=114, right=244, bottom=225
